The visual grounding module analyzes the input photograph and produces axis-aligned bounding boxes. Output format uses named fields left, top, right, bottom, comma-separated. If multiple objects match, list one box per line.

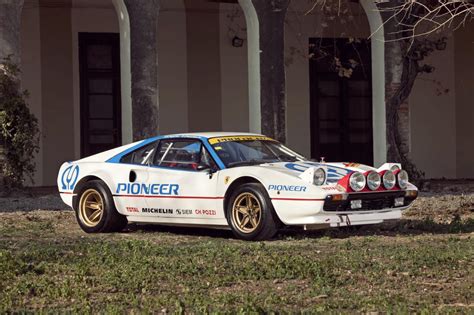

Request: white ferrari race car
left=58, top=132, right=418, bottom=241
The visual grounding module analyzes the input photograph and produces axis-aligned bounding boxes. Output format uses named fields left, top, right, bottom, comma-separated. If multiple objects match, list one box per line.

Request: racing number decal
left=61, top=165, right=80, bottom=191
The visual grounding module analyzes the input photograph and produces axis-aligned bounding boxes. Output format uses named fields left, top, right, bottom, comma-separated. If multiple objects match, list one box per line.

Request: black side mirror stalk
left=197, top=164, right=216, bottom=179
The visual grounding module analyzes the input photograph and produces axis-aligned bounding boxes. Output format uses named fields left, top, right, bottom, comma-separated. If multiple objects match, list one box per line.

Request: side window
left=152, top=139, right=218, bottom=171
left=120, top=141, right=157, bottom=165
left=153, top=140, right=202, bottom=170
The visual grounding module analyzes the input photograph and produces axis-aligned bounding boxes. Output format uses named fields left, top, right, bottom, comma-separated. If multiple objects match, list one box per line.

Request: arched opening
left=112, top=0, right=132, bottom=145
left=156, top=0, right=188, bottom=135
left=20, top=0, right=124, bottom=185
left=284, top=0, right=384, bottom=165
left=179, top=0, right=249, bottom=133
left=238, top=0, right=260, bottom=134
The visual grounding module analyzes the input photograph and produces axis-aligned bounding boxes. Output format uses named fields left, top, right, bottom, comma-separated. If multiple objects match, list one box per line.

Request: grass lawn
left=0, top=210, right=473, bottom=313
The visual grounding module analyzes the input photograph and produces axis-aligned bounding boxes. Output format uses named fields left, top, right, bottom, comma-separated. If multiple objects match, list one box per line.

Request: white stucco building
left=5, top=0, right=474, bottom=186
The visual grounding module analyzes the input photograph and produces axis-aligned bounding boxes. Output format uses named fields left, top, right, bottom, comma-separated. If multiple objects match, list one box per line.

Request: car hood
left=255, top=161, right=377, bottom=184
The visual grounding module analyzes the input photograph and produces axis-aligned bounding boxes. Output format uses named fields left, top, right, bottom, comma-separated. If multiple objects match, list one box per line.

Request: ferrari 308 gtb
left=58, top=132, right=418, bottom=240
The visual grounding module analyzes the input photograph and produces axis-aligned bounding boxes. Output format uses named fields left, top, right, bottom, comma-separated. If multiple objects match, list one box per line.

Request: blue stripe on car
left=106, top=135, right=226, bottom=170
left=201, top=138, right=226, bottom=170
left=106, top=136, right=161, bottom=163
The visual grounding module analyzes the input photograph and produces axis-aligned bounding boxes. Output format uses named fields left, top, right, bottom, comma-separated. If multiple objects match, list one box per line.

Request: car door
left=141, top=138, right=225, bottom=223
left=111, top=140, right=158, bottom=215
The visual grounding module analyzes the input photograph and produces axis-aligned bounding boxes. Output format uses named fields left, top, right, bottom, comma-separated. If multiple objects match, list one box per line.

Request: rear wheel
left=227, top=183, right=280, bottom=241
left=74, top=180, right=127, bottom=233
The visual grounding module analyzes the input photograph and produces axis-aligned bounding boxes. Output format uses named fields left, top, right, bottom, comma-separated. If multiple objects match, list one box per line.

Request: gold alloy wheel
left=79, top=189, right=104, bottom=227
left=232, top=192, right=262, bottom=233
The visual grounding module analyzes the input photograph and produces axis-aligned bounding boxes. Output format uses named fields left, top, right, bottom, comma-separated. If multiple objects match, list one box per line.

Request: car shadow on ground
left=125, top=223, right=235, bottom=240
left=124, top=217, right=474, bottom=241
left=278, top=217, right=474, bottom=240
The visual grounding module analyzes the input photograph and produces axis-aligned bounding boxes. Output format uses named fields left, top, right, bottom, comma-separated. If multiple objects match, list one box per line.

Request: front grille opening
left=323, top=191, right=416, bottom=212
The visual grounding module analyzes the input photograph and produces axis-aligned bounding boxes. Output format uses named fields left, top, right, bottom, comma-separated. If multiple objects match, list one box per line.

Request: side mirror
left=197, top=164, right=211, bottom=171
left=197, top=163, right=216, bottom=179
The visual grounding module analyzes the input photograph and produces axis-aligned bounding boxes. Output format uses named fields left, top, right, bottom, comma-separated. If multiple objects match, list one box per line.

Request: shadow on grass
left=125, top=223, right=235, bottom=240
left=124, top=217, right=474, bottom=241
left=280, top=217, right=474, bottom=240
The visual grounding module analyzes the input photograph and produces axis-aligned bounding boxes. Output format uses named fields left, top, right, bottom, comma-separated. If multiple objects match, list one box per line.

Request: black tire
left=226, top=183, right=280, bottom=241
left=73, top=180, right=127, bottom=233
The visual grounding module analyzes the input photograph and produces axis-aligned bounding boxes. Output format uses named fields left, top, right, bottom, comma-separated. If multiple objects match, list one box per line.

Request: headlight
left=367, top=171, right=381, bottom=190
left=349, top=172, right=366, bottom=192
left=313, top=167, right=326, bottom=186
left=397, top=170, right=409, bottom=189
left=383, top=170, right=396, bottom=189
left=390, top=165, right=400, bottom=172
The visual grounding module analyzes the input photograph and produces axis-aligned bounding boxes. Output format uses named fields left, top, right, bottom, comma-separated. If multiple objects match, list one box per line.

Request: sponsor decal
left=176, top=209, right=193, bottom=215
left=284, top=162, right=351, bottom=183
left=322, top=187, right=339, bottom=191
left=208, top=136, right=274, bottom=145
left=116, top=183, right=179, bottom=195
left=61, top=165, right=80, bottom=191
left=268, top=185, right=307, bottom=192
left=142, top=208, right=174, bottom=214
left=195, top=209, right=216, bottom=216
left=343, top=162, right=360, bottom=168
left=126, top=206, right=139, bottom=213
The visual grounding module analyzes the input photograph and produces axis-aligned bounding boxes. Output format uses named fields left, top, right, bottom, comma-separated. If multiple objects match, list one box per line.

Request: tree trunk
left=251, top=0, right=290, bottom=143
left=381, top=2, right=424, bottom=180
left=123, top=0, right=160, bottom=141
left=385, top=40, right=419, bottom=163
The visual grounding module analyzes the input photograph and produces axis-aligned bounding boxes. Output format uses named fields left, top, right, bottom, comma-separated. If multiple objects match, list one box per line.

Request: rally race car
left=58, top=132, right=418, bottom=241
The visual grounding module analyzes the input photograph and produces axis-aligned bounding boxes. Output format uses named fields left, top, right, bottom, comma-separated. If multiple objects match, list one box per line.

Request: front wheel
left=227, top=183, right=280, bottom=241
left=74, top=180, right=127, bottom=233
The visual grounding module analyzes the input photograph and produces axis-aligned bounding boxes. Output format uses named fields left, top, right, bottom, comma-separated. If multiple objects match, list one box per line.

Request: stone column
left=360, top=0, right=387, bottom=166
left=123, top=0, right=160, bottom=141
left=250, top=0, right=289, bottom=143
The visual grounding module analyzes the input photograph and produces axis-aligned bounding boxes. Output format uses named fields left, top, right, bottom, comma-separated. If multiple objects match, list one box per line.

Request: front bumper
left=323, top=190, right=417, bottom=213
left=271, top=190, right=418, bottom=226
left=302, top=209, right=404, bottom=229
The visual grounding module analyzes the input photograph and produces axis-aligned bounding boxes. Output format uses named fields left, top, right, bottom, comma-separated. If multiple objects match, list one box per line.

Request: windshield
left=209, top=136, right=306, bottom=168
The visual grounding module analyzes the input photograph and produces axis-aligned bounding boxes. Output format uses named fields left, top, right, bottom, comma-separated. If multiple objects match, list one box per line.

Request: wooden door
left=79, top=32, right=121, bottom=157
left=309, top=38, right=373, bottom=165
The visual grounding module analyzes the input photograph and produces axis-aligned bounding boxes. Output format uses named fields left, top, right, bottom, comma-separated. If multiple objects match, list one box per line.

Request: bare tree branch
left=372, top=0, right=474, bottom=44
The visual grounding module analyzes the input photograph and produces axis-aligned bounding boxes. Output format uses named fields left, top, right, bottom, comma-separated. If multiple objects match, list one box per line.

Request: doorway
left=79, top=32, right=121, bottom=157
left=309, top=38, right=373, bottom=165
